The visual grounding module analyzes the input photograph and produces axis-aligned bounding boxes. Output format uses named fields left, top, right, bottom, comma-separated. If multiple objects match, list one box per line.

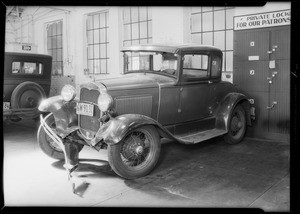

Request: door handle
left=267, top=101, right=277, bottom=110
left=208, top=80, right=213, bottom=84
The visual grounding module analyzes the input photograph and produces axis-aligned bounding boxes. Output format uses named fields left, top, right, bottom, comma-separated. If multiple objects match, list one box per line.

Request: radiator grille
left=79, top=88, right=101, bottom=137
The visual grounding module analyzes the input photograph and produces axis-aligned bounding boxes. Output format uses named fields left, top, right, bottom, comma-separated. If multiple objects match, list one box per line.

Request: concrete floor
left=3, top=119, right=290, bottom=210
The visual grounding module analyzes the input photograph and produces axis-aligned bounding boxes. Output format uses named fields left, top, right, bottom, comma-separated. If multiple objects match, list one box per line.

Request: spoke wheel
left=224, top=105, right=247, bottom=144
left=108, top=125, right=161, bottom=179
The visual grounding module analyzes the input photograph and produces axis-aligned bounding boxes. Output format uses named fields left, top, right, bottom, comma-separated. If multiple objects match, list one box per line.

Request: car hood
left=97, top=73, right=176, bottom=91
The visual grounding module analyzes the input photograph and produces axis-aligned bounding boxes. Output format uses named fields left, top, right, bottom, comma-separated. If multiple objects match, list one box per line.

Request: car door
left=176, top=52, right=212, bottom=125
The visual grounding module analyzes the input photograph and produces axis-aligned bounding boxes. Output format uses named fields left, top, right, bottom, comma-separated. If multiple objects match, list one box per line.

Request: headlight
left=61, top=85, right=76, bottom=102
left=97, top=93, right=113, bottom=112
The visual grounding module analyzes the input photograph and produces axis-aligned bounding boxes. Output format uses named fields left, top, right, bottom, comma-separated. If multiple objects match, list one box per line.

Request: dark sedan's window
left=211, top=55, right=221, bottom=78
left=12, top=62, right=43, bottom=75
left=182, top=54, right=208, bottom=81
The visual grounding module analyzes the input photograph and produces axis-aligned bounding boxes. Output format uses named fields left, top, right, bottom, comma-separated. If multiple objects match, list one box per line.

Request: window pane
left=100, top=13, right=106, bottom=28
left=226, top=9, right=234, bottom=29
left=100, top=59, right=107, bottom=74
left=140, top=22, right=147, bottom=38
left=52, top=37, right=57, bottom=49
left=202, top=32, right=213, bottom=45
left=100, top=44, right=106, bottom=58
left=123, top=8, right=131, bottom=24
left=191, top=33, right=201, bottom=44
left=211, top=56, right=221, bottom=77
left=140, top=39, right=148, bottom=44
left=139, top=7, right=147, bottom=21
left=94, top=59, right=100, bottom=74
left=12, top=62, right=20, bottom=73
left=132, top=23, right=139, bottom=40
left=94, top=29, right=100, bottom=43
left=88, top=45, right=93, bottom=59
left=202, top=7, right=213, bottom=12
left=214, top=6, right=225, bottom=11
left=100, top=29, right=106, bottom=43
left=93, top=14, right=100, bottom=29
left=47, top=37, right=52, bottom=49
left=88, top=60, right=93, bottom=73
left=47, top=25, right=52, bottom=37
left=57, top=48, right=62, bottom=61
left=191, top=7, right=201, bottom=13
left=202, top=12, right=213, bottom=31
left=148, top=21, right=152, bottom=37
left=57, top=21, right=62, bottom=35
left=214, top=10, right=225, bottom=31
left=94, top=44, right=100, bottom=59
left=57, top=35, right=62, bottom=48
left=124, top=24, right=131, bottom=40
left=191, top=14, right=201, bottom=32
left=226, top=51, right=233, bottom=72
left=87, top=30, right=93, bottom=44
left=214, top=31, right=225, bottom=50
left=52, top=23, right=57, bottom=35
left=124, top=40, right=131, bottom=47
left=87, top=15, right=93, bottom=30
left=226, top=30, right=233, bottom=50
left=132, top=39, right=139, bottom=45
left=131, top=7, right=139, bottom=22
left=147, top=7, right=152, bottom=20
left=53, top=49, right=57, bottom=61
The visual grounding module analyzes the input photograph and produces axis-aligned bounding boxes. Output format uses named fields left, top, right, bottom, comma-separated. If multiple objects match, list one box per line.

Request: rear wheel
left=11, top=81, right=46, bottom=120
left=224, top=105, right=247, bottom=144
left=108, top=126, right=161, bottom=179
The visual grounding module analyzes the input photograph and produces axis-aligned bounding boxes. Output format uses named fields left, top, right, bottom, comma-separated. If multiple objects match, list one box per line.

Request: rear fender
left=38, top=96, right=79, bottom=138
left=93, top=114, right=182, bottom=146
left=215, top=92, right=251, bottom=131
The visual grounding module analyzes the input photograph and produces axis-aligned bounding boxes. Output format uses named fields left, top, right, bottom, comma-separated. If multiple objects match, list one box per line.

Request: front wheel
left=224, top=105, right=247, bottom=144
left=37, top=113, right=65, bottom=160
left=108, top=125, right=161, bottom=179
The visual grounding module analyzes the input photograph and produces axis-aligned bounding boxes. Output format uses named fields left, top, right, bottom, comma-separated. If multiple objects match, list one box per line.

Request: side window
left=182, top=54, right=208, bottom=81
left=11, top=62, right=43, bottom=75
left=211, top=55, right=221, bottom=78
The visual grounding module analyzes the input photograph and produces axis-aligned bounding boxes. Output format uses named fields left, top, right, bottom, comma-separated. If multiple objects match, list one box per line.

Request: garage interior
left=3, top=2, right=293, bottom=211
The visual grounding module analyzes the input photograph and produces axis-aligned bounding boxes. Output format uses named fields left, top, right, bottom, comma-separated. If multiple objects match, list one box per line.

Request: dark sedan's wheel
left=37, top=114, right=65, bottom=160
left=108, top=126, right=161, bottom=179
left=11, top=81, right=46, bottom=119
left=224, top=105, right=247, bottom=144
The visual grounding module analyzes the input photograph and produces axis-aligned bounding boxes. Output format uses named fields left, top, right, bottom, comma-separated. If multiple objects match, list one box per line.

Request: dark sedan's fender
left=215, top=92, right=251, bottom=131
left=91, top=114, right=185, bottom=146
left=38, top=95, right=79, bottom=138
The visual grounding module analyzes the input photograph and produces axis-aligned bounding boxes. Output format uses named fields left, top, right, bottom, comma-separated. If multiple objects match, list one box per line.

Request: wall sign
left=22, top=45, right=32, bottom=51
left=234, top=10, right=290, bottom=30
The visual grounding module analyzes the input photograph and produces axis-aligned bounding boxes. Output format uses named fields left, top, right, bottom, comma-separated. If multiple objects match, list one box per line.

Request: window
left=47, top=20, right=63, bottom=75
left=86, top=11, right=109, bottom=74
left=211, top=55, right=222, bottom=77
left=182, top=54, right=208, bottom=80
left=123, top=7, right=152, bottom=46
left=191, top=7, right=234, bottom=74
left=12, top=62, right=43, bottom=75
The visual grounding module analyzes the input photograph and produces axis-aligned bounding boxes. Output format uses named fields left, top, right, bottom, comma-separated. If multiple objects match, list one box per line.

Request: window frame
left=46, top=19, right=64, bottom=76
left=86, top=10, right=110, bottom=75
left=180, top=52, right=211, bottom=84
left=11, top=61, right=44, bottom=76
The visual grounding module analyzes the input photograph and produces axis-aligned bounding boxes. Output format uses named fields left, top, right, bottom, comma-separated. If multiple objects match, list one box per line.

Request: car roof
left=121, top=44, right=222, bottom=54
left=5, top=52, right=52, bottom=58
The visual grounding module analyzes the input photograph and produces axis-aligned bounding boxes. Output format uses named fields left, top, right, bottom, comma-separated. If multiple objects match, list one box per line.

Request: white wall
left=234, top=2, right=291, bottom=16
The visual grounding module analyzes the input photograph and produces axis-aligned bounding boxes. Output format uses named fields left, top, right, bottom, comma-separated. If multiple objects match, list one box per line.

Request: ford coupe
left=38, top=44, right=252, bottom=186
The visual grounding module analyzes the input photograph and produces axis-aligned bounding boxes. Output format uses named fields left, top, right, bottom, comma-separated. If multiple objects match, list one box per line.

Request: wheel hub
left=135, top=146, right=144, bottom=155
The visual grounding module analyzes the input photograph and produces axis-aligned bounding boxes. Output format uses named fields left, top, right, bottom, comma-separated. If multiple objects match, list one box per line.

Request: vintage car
left=38, top=44, right=252, bottom=185
left=3, top=52, right=52, bottom=122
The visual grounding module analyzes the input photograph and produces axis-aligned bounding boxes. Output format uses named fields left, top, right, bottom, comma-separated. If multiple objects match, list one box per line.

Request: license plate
left=3, top=102, right=10, bottom=110
left=76, top=103, right=94, bottom=117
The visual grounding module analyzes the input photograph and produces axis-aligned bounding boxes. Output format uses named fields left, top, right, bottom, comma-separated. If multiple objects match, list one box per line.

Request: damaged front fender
left=39, top=95, right=79, bottom=138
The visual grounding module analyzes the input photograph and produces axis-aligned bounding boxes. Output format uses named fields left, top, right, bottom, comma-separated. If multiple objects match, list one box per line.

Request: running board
left=176, top=129, right=227, bottom=144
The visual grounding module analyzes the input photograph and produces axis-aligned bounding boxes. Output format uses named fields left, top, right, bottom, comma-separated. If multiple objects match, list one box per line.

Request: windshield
left=124, top=51, right=178, bottom=77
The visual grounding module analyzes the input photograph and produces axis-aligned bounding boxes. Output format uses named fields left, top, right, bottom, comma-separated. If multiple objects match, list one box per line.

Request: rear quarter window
left=12, top=61, right=43, bottom=75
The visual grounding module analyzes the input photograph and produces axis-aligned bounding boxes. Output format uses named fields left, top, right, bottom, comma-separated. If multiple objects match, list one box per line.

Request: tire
left=11, top=81, right=46, bottom=119
left=37, top=114, right=64, bottom=160
left=224, top=105, right=247, bottom=144
left=108, top=125, right=161, bottom=179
